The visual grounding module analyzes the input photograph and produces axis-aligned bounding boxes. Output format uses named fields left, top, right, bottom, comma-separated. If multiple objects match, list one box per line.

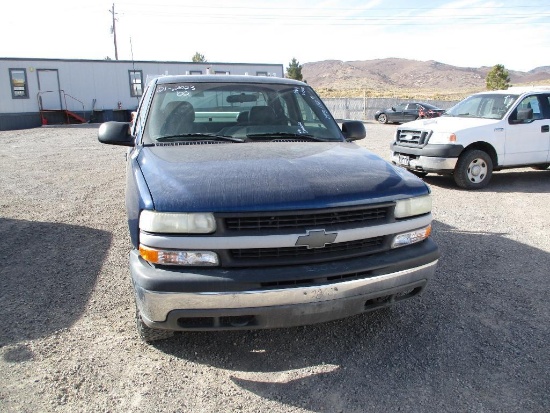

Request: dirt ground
left=1, top=123, right=549, bottom=412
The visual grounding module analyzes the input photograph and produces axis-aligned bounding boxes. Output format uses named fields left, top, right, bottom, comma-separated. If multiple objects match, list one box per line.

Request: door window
left=518, top=96, right=542, bottom=119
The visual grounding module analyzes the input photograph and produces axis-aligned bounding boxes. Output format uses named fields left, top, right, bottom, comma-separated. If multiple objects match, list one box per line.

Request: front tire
left=453, top=149, right=493, bottom=189
left=377, top=113, right=388, bottom=124
left=136, top=306, right=174, bottom=342
left=531, top=164, right=549, bottom=171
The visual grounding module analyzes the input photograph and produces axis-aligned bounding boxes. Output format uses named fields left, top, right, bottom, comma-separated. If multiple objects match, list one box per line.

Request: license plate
left=399, top=155, right=410, bottom=166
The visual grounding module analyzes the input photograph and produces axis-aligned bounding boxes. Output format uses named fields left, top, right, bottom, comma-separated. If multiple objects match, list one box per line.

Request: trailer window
left=9, top=68, right=29, bottom=99
left=129, top=70, right=143, bottom=97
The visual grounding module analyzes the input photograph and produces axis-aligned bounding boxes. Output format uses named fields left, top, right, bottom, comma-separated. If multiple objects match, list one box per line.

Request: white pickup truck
left=390, top=87, right=550, bottom=189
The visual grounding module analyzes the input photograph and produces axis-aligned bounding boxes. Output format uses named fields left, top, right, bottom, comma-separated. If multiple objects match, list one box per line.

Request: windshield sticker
left=157, top=85, right=196, bottom=94
left=297, top=122, right=309, bottom=134
left=293, top=87, right=307, bottom=96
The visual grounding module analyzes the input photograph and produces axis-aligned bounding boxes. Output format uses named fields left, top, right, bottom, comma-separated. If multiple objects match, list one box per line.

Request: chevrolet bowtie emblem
left=295, top=229, right=338, bottom=249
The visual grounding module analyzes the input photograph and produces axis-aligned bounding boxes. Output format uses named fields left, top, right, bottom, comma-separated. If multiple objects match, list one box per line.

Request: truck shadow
left=155, top=219, right=550, bottom=411
left=423, top=168, right=550, bottom=193
left=0, top=218, right=111, bottom=359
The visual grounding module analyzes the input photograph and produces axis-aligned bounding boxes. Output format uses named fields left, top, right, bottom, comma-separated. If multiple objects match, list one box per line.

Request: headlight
left=140, top=210, right=216, bottom=234
left=139, top=245, right=219, bottom=266
left=391, top=225, right=431, bottom=249
left=394, top=195, right=432, bottom=219
left=429, top=131, right=457, bottom=144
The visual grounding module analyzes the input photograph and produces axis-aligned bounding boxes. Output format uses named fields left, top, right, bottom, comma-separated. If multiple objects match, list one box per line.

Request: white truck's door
left=503, top=94, right=550, bottom=165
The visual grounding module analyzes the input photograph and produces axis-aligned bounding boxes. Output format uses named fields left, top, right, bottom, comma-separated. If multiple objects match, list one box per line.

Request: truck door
left=504, top=94, right=550, bottom=165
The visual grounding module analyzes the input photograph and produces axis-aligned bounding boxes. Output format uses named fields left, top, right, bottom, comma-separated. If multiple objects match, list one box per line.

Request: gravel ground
left=1, top=123, right=549, bottom=413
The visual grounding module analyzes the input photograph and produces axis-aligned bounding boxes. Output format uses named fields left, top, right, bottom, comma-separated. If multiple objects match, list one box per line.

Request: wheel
left=135, top=305, right=174, bottom=342
left=453, top=149, right=493, bottom=189
left=531, top=164, right=549, bottom=171
left=377, top=113, right=388, bottom=124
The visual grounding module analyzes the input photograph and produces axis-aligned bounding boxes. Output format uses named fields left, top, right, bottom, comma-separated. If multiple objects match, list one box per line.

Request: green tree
left=286, top=58, right=303, bottom=81
left=192, top=52, right=207, bottom=63
left=486, top=64, right=511, bottom=90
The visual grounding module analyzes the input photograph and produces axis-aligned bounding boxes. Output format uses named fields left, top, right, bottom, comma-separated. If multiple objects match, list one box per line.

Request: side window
left=129, top=70, right=143, bottom=97
left=510, top=95, right=543, bottom=123
left=189, top=70, right=202, bottom=75
left=9, top=68, right=29, bottom=99
left=544, top=95, right=550, bottom=119
left=256, top=71, right=268, bottom=76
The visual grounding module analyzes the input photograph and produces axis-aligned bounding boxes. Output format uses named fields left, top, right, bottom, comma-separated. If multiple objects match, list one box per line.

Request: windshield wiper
left=156, top=133, right=244, bottom=143
left=246, top=132, right=327, bottom=141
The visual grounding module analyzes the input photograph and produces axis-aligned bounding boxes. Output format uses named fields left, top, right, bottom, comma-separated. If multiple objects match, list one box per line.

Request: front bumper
left=130, top=240, right=439, bottom=331
left=390, top=143, right=463, bottom=173
left=390, top=153, right=458, bottom=172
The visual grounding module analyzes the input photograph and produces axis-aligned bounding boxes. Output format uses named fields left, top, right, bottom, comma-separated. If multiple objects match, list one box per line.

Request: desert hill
left=302, top=58, right=550, bottom=98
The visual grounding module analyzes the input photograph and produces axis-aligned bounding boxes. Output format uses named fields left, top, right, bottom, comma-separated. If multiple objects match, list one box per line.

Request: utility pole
left=109, top=3, right=119, bottom=60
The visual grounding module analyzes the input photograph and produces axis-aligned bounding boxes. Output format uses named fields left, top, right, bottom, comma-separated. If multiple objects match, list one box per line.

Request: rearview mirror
left=227, top=93, right=258, bottom=103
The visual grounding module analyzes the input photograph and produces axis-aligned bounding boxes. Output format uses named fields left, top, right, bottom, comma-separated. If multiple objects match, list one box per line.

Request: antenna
left=130, top=37, right=135, bottom=67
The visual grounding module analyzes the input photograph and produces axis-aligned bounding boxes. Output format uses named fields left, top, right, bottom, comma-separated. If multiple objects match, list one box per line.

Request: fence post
left=363, top=90, right=367, bottom=120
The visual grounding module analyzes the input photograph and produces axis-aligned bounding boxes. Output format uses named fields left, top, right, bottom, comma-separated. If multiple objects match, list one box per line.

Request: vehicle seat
left=236, top=111, right=249, bottom=124
left=248, top=106, right=276, bottom=125
left=161, top=101, right=195, bottom=135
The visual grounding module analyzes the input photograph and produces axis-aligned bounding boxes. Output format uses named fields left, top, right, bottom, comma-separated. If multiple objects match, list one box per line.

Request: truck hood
left=137, top=142, right=428, bottom=212
left=402, top=116, right=501, bottom=133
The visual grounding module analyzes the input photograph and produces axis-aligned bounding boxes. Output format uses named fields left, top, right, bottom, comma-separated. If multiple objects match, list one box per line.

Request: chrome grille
left=395, top=129, right=432, bottom=146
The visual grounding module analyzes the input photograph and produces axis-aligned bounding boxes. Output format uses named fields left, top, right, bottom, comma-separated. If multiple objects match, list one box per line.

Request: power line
left=115, top=2, right=550, bottom=25
left=116, top=1, right=549, bottom=13
left=117, top=10, right=550, bottom=26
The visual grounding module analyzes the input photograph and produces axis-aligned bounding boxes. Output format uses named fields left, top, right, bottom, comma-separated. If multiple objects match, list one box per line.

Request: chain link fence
left=323, top=97, right=460, bottom=121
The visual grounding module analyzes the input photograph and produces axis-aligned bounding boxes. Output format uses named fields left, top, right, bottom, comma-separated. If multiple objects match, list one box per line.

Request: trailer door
left=37, top=69, right=62, bottom=110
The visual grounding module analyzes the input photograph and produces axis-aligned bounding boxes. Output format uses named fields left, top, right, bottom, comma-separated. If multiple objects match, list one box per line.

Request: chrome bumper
left=133, top=259, right=438, bottom=329
left=391, top=153, right=457, bottom=172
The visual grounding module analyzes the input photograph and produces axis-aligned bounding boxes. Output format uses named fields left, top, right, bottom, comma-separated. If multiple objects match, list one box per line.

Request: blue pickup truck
left=98, top=75, right=439, bottom=342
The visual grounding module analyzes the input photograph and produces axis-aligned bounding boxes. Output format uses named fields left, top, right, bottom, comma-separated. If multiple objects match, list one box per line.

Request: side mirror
left=517, top=108, right=533, bottom=121
left=98, top=121, right=134, bottom=146
left=391, top=106, right=396, bottom=111
left=341, top=121, right=366, bottom=141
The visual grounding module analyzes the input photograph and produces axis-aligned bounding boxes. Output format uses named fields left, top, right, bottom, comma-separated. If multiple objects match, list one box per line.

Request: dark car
left=375, top=102, right=445, bottom=124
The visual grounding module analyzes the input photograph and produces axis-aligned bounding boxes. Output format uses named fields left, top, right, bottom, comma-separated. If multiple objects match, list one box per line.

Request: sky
left=2, top=0, right=549, bottom=72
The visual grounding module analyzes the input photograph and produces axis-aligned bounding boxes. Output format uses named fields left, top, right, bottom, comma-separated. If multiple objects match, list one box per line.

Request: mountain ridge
left=302, top=59, right=550, bottom=96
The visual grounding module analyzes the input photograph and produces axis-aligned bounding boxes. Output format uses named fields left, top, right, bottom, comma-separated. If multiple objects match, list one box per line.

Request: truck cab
left=99, top=75, right=439, bottom=342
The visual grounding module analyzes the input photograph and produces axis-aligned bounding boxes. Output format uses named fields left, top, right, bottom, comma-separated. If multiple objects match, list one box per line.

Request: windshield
left=443, top=93, right=519, bottom=120
left=142, top=81, right=343, bottom=143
